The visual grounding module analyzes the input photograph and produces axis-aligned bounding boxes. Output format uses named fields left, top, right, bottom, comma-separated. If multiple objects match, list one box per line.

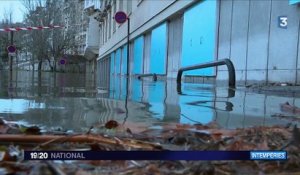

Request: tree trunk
left=54, top=61, right=57, bottom=72
left=31, top=63, right=35, bottom=71
left=38, top=60, right=42, bottom=72
left=38, top=69, right=42, bottom=97
left=46, top=57, right=53, bottom=71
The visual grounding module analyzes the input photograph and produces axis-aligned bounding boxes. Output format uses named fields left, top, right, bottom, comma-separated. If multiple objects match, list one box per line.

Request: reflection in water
left=108, top=75, right=300, bottom=129
left=0, top=70, right=299, bottom=131
left=0, top=99, right=34, bottom=114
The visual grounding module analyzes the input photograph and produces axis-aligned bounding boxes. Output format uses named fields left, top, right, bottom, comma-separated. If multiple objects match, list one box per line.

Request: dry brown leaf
left=0, top=151, right=12, bottom=161
left=0, top=125, right=10, bottom=134
left=24, top=126, right=41, bottom=135
left=145, top=164, right=160, bottom=174
left=227, top=139, right=256, bottom=150
left=122, top=121, right=149, bottom=134
left=211, top=132, right=223, bottom=141
left=175, top=123, right=195, bottom=130
left=105, top=120, right=119, bottom=129
left=280, top=102, right=300, bottom=114
left=75, top=170, right=92, bottom=175
left=257, top=139, right=269, bottom=150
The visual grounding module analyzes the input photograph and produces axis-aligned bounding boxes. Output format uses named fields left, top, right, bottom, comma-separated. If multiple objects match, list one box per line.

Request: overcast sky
left=0, top=0, right=26, bottom=23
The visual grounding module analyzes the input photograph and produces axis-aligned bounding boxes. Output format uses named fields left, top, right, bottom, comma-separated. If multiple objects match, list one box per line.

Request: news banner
left=24, top=151, right=287, bottom=160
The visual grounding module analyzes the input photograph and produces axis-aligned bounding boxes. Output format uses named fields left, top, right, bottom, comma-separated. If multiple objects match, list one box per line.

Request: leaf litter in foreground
left=0, top=118, right=299, bottom=174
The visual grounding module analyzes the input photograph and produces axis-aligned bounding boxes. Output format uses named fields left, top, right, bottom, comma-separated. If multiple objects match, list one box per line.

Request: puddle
left=0, top=70, right=299, bottom=132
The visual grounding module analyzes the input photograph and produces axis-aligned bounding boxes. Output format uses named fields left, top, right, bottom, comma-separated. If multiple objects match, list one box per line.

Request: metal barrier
left=137, top=73, right=157, bottom=81
left=176, top=58, right=236, bottom=88
left=177, top=85, right=236, bottom=98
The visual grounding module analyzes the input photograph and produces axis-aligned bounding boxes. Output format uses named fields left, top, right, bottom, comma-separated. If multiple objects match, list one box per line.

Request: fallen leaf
left=257, top=139, right=269, bottom=150
left=0, top=151, right=7, bottom=161
left=89, top=143, right=102, bottom=151
left=0, top=125, right=10, bottom=134
left=176, top=123, right=195, bottom=130
left=211, top=132, right=223, bottom=141
left=0, top=118, right=5, bottom=125
left=126, top=128, right=132, bottom=135
left=227, top=139, right=256, bottom=150
left=24, top=126, right=41, bottom=135
left=145, top=164, right=160, bottom=174
left=105, top=120, right=119, bottom=129
left=280, top=102, right=300, bottom=114
left=75, top=170, right=91, bottom=175
left=0, top=150, right=17, bottom=161
left=122, top=121, right=149, bottom=134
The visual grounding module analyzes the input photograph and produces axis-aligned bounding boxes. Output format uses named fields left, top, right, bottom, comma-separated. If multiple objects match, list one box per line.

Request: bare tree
left=0, top=7, right=14, bottom=66
left=22, top=0, right=48, bottom=71
left=22, top=0, right=80, bottom=72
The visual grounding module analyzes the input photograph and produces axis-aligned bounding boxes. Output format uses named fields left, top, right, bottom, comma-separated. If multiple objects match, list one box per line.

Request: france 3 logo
left=278, top=16, right=288, bottom=29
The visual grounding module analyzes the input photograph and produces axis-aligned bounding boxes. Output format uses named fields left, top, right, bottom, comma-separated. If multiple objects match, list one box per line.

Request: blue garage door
left=121, top=45, right=128, bottom=75
left=133, top=36, right=144, bottom=74
left=150, top=23, right=167, bottom=74
left=109, top=52, right=115, bottom=98
left=110, top=52, right=115, bottom=75
left=181, top=0, right=217, bottom=76
left=115, top=49, right=121, bottom=75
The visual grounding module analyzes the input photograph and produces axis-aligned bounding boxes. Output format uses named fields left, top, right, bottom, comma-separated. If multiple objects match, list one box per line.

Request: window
left=127, top=0, right=132, bottom=14
left=94, top=0, right=101, bottom=9
left=84, top=0, right=100, bottom=9
left=104, top=19, right=107, bottom=42
left=113, top=0, right=116, bottom=32
left=84, top=0, right=92, bottom=9
left=99, top=26, right=102, bottom=46
left=108, top=10, right=111, bottom=39
left=103, top=20, right=106, bottom=43
left=119, top=0, right=123, bottom=11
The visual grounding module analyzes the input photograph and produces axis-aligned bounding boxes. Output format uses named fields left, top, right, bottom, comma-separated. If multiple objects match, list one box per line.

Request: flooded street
left=1, top=70, right=300, bottom=174
left=1, top=0, right=300, bottom=173
left=1, top=70, right=298, bottom=132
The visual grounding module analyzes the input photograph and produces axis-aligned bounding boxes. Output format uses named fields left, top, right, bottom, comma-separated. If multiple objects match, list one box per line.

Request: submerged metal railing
left=177, top=85, right=236, bottom=98
left=137, top=73, right=157, bottom=81
left=176, top=58, right=236, bottom=88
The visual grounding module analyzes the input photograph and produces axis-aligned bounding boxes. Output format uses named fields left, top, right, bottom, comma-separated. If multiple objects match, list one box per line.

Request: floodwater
left=0, top=70, right=299, bottom=132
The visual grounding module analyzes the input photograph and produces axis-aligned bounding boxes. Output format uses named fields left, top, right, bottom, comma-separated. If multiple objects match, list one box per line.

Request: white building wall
left=98, top=0, right=198, bottom=60
left=86, top=15, right=100, bottom=48
left=84, top=0, right=101, bottom=60
left=94, top=0, right=300, bottom=84
left=217, top=0, right=300, bottom=85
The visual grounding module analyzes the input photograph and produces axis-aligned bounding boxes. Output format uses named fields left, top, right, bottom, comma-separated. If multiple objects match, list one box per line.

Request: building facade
left=63, top=0, right=89, bottom=56
left=84, top=0, right=300, bottom=85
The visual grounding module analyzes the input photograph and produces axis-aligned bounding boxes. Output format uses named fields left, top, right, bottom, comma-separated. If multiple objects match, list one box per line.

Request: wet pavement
left=0, top=70, right=299, bottom=132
